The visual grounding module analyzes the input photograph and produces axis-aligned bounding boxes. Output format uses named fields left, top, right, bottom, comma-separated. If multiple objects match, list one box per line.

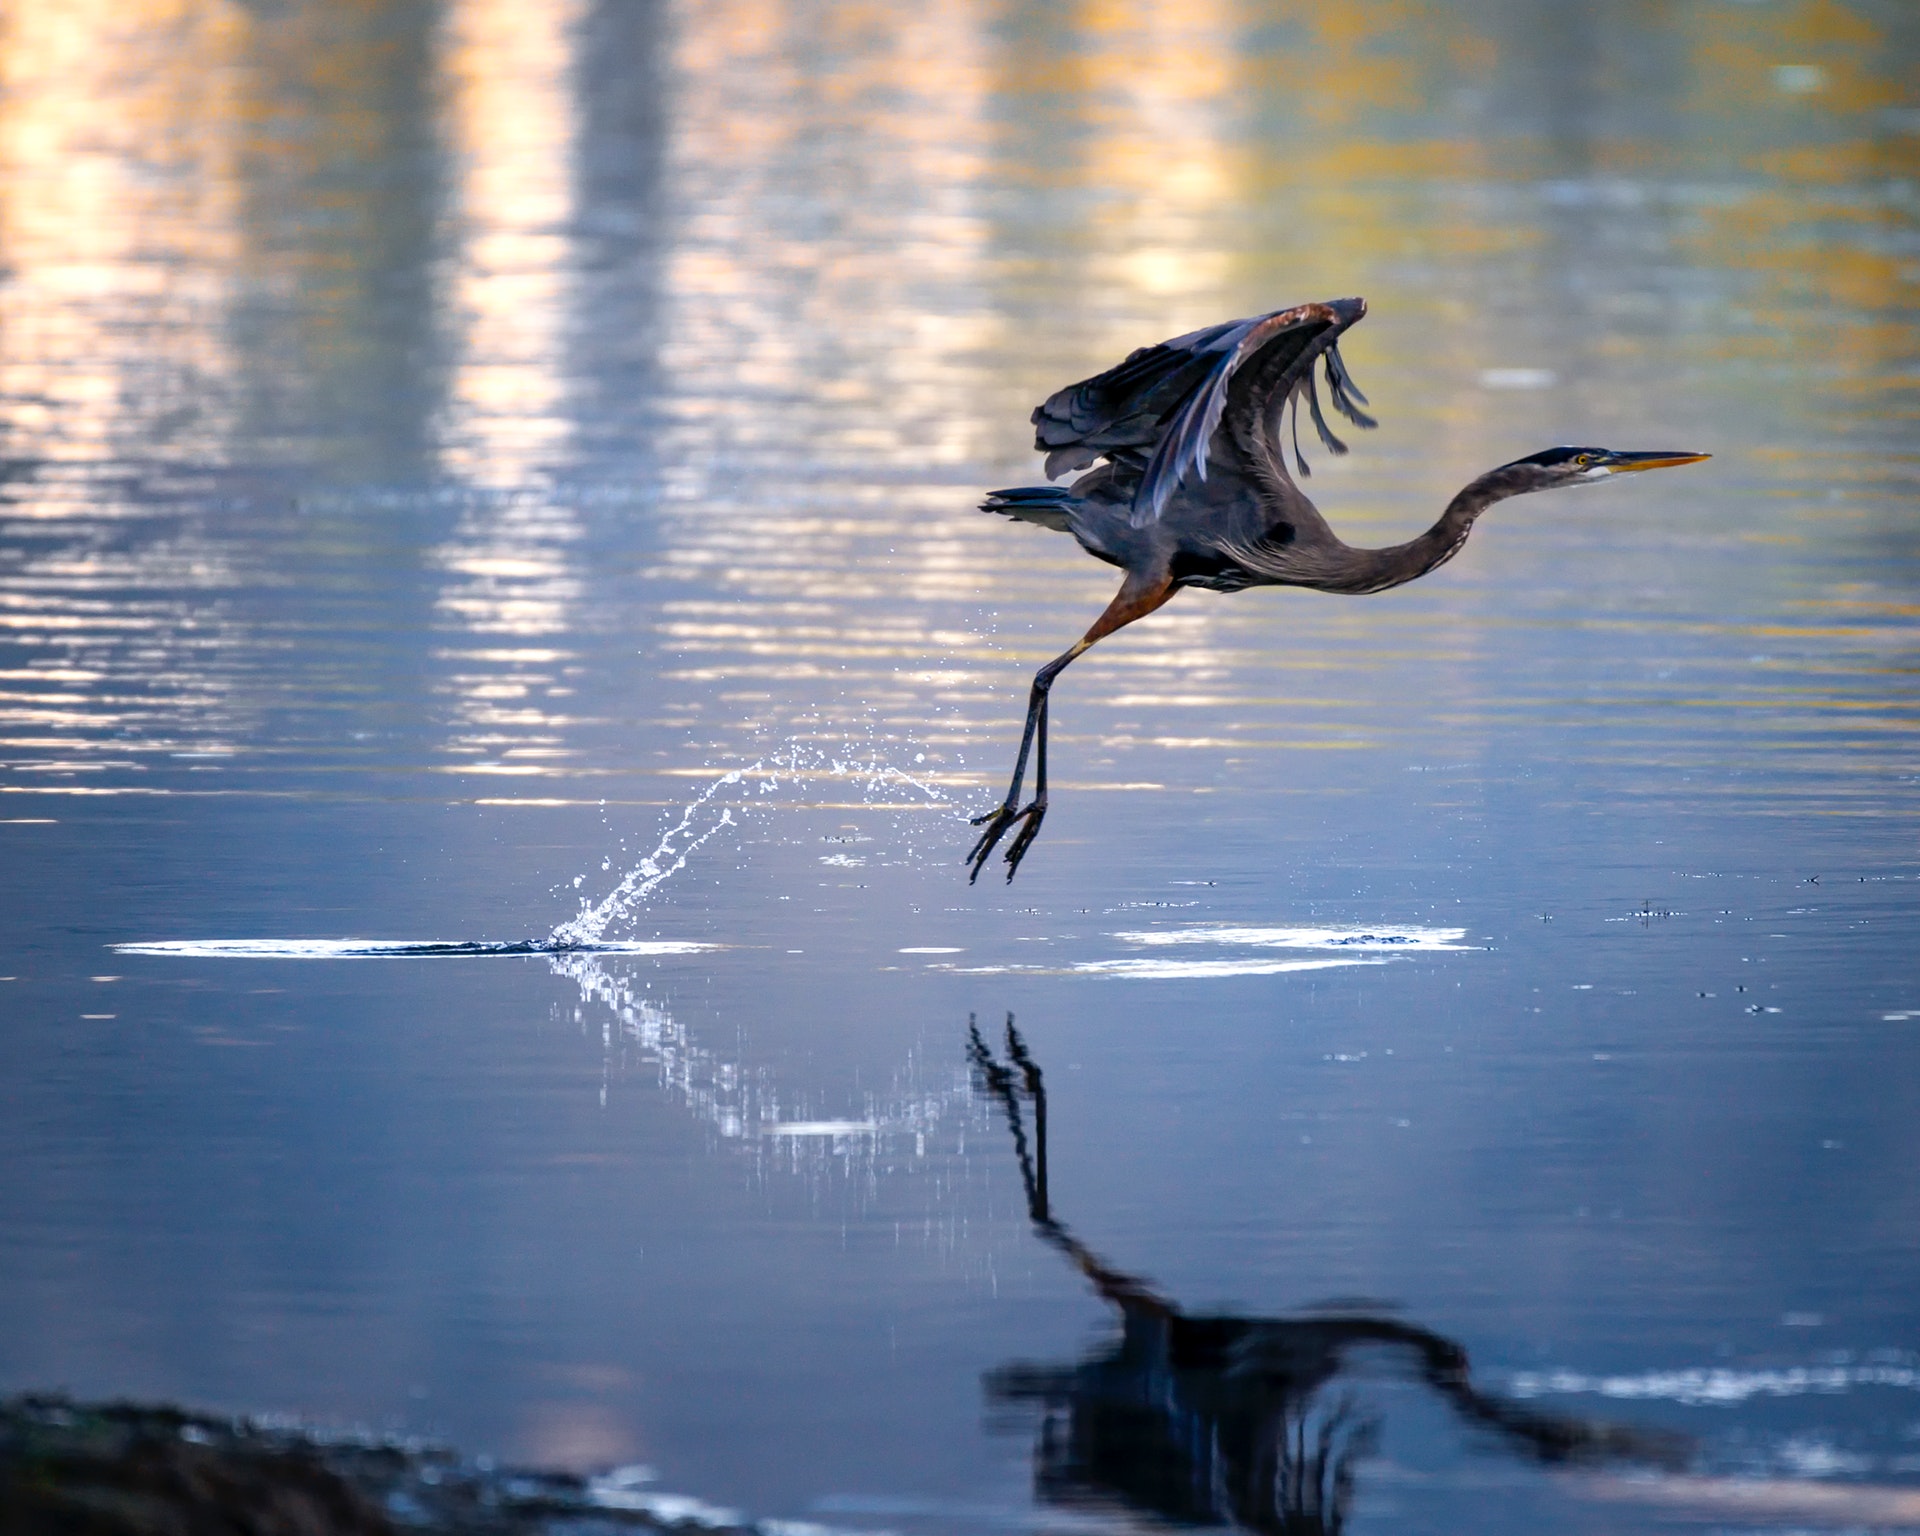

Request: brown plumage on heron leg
left=970, top=295, right=1708, bottom=881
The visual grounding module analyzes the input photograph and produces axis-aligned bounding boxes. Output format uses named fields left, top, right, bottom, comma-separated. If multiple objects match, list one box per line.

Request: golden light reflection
left=0, top=0, right=1909, bottom=810
left=659, top=0, right=997, bottom=475
left=0, top=0, right=245, bottom=475
left=641, top=0, right=1025, bottom=776
left=430, top=0, right=590, bottom=777
left=1074, top=0, right=1241, bottom=315
left=0, top=0, right=255, bottom=776
left=1672, top=0, right=1919, bottom=380
left=433, top=0, right=583, bottom=484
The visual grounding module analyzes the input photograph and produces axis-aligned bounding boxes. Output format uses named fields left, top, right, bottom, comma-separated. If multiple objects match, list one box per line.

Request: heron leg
left=965, top=661, right=1066, bottom=882
left=966, top=570, right=1173, bottom=883
left=996, top=690, right=1054, bottom=877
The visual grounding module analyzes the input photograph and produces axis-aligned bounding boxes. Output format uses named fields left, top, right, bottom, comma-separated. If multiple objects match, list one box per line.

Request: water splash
left=114, top=740, right=963, bottom=960
left=548, top=950, right=976, bottom=1163
left=550, top=770, right=747, bottom=946
left=549, top=739, right=961, bottom=946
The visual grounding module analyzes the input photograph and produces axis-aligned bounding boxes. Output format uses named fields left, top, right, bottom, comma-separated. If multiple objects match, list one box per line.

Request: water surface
left=2, top=0, right=1917, bottom=1531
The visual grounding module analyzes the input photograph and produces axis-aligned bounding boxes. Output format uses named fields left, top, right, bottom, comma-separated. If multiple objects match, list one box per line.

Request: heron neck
left=1335, top=464, right=1532, bottom=593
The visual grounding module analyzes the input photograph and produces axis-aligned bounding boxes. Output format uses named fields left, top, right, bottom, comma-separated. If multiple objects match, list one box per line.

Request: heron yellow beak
left=1602, top=451, right=1712, bottom=474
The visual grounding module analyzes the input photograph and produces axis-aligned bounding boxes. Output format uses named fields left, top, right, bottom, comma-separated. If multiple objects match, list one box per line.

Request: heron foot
left=966, top=802, right=1020, bottom=884
left=966, top=798, right=1047, bottom=884
left=999, top=798, right=1048, bottom=882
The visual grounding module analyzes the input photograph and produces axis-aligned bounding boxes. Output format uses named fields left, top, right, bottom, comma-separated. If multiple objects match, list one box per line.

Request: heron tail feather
left=981, top=485, right=1076, bottom=532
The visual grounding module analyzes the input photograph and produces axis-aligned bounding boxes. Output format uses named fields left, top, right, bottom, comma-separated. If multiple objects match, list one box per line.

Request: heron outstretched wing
left=1031, top=299, right=1376, bottom=528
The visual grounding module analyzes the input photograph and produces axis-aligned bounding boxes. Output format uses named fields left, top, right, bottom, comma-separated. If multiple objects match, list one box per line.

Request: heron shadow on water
left=967, top=296, right=1708, bottom=881
left=966, top=1016, right=1691, bottom=1534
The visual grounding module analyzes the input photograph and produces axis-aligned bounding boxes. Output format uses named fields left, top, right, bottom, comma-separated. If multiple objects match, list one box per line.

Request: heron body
left=968, top=295, right=1708, bottom=882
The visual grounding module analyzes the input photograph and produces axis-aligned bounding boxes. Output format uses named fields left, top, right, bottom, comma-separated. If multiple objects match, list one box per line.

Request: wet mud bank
left=0, top=1397, right=727, bottom=1536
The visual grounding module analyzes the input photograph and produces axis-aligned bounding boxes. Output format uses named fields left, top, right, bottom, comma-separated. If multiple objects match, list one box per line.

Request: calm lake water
left=2, top=0, right=1918, bottom=1531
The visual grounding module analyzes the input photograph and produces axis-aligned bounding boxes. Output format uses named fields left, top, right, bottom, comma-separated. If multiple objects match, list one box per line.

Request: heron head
left=1501, top=446, right=1711, bottom=490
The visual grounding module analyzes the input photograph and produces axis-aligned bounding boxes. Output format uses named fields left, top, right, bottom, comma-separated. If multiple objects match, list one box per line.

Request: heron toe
left=999, top=800, right=1048, bottom=881
left=966, top=803, right=1022, bottom=883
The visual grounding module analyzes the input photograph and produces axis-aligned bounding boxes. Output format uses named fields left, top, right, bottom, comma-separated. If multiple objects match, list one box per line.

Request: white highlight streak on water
left=1112, top=925, right=1472, bottom=951
left=1509, top=1364, right=1920, bottom=1405
left=763, top=1121, right=882, bottom=1137
left=1072, top=956, right=1387, bottom=979
left=114, top=939, right=717, bottom=958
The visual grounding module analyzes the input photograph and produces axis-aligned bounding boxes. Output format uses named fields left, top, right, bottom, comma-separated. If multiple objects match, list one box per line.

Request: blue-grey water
left=2, top=0, right=1917, bottom=1531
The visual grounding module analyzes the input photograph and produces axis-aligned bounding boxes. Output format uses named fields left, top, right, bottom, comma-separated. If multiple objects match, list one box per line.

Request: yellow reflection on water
left=659, top=0, right=995, bottom=477
left=0, top=0, right=1910, bottom=806
left=429, top=0, right=592, bottom=779
left=0, top=0, right=256, bottom=773
left=434, top=0, right=584, bottom=484
left=1072, top=0, right=1241, bottom=312
left=0, top=0, right=244, bottom=480
left=642, top=0, right=1017, bottom=775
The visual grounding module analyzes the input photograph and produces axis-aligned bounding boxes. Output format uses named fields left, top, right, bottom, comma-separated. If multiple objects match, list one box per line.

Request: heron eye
left=1573, top=454, right=1592, bottom=466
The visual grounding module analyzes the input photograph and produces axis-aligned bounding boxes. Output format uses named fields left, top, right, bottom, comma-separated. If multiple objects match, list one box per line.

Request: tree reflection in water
left=968, top=1017, right=1689, bottom=1534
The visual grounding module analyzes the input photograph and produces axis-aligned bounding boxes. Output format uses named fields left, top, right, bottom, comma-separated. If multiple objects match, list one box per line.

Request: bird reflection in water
left=967, top=1017, right=1689, bottom=1534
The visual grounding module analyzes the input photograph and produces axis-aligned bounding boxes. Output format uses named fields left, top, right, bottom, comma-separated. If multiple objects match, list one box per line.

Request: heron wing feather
left=1031, top=348, right=1224, bottom=472
left=1026, top=301, right=1373, bottom=530
left=1136, top=301, right=1372, bottom=527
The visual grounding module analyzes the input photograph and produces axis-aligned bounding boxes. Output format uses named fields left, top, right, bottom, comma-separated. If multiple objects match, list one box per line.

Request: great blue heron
left=967, top=1016, right=1690, bottom=1533
left=967, top=297, right=1709, bottom=882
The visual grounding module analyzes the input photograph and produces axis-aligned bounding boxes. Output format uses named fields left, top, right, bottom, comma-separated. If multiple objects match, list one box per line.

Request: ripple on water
left=947, top=923, right=1477, bottom=978
left=111, top=938, right=718, bottom=959
left=1069, top=955, right=1389, bottom=979
left=1111, top=924, right=1474, bottom=950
